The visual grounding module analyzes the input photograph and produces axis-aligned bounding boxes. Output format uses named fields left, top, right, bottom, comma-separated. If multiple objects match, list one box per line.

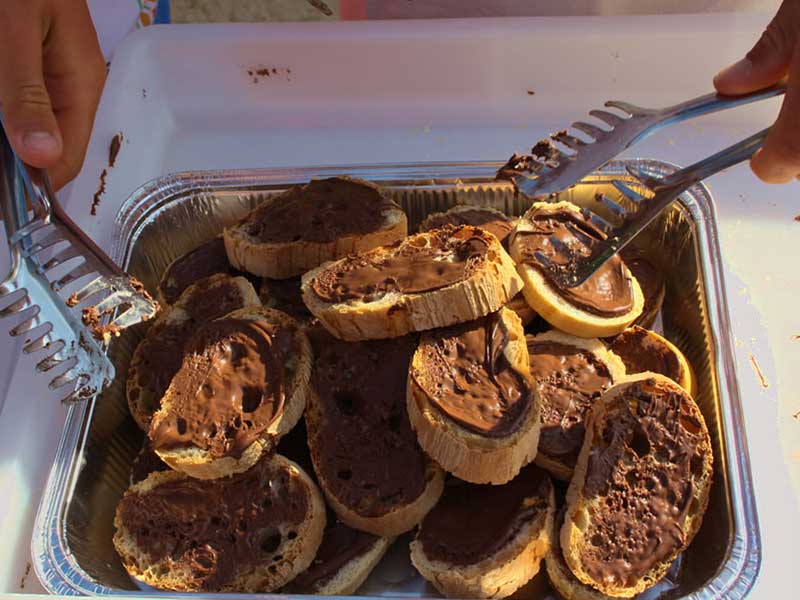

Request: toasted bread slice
left=127, top=274, right=260, bottom=431
left=224, top=177, right=407, bottom=279
left=419, top=205, right=516, bottom=249
left=113, top=454, right=325, bottom=593
left=302, top=225, right=523, bottom=341
left=526, top=330, right=626, bottom=481
left=509, top=202, right=644, bottom=338
left=157, top=236, right=233, bottom=305
left=305, top=326, right=444, bottom=536
left=410, top=465, right=555, bottom=599
left=150, top=307, right=311, bottom=480
left=408, top=308, right=541, bottom=484
left=562, top=373, right=713, bottom=598
left=506, top=291, right=537, bottom=326
left=607, top=326, right=696, bottom=397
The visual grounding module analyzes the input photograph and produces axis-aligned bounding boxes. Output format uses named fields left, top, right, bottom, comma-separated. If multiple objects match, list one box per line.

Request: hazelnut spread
left=609, top=326, right=683, bottom=384
left=580, top=378, right=709, bottom=588
left=620, top=247, right=665, bottom=326
left=514, top=206, right=634, bottom=316
left=159, top=237, right=232, bottom=305
left=527, top=340, right=613, bottom=464
left=130, top=275, right=251, bottom=423
left=418, top=464, right=552, bottom=566
left=311, top=225, right=492, bottom=303
left=412, top=312, right=533, bottom=437
left=423, top=209, right=515, bottom=248
left=116, top=458, right=308, bottom=591
left=243, top=177, right=397, bottom=243
left=149, top=317, right=295, bottom=459
left=306, top=327, right=428, bottom=518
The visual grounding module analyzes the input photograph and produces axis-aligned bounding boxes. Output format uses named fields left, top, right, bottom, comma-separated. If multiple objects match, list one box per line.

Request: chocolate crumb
left=527, top=90, right=535, bottom=95
left=66, top=292, right=80, bottom=307
left=19, top=562, right=31, bottom=590
left=306, top=0, right=334, bottom=15
left=748, top=352, right=769, bottom=388
left=794, top=214, right=800, bottom=222
left=142, top=88, right=147, bottom=99
left=91, top=169, right=107, bottom=216
left=109, top=133, right=123, bottom=168
left=793, top=410, right=800, bottom=421
left=256, top=68, right=270, bottom=77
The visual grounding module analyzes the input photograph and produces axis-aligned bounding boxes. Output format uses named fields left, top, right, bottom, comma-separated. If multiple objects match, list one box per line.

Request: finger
left=751, top=39, right=800, bottom=183
left=0, top=1, right=63, bottom=167
left=714, top=2, right=798, bottom=94
left=43, top=0, right=106, bottom=189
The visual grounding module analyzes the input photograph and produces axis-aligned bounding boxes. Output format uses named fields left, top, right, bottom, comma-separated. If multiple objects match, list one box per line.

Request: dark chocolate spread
left=149, top=317, right=295, bottom=459
left=418, top=464, right=552, bottom=566
left=306, top=327, right=428, bottom=518
left=311, top=225, right=491, bottom=303
left=422, top=208, right=514, bottom=248
left=159, top=238, right=233, bottom=305
left=243, top=177, right=398, bottom=243
left=116, top=457, right=308, bottom=591
left=580, top=378, right=709, bottom=588
left=514, top=206, right=634, bottom=316
left=289, top=518, right=380, bottom=592
left=620, top=247, right=664, bottom=327
left=609, top=326, right=683, bottom=385
left=130, top=440, right=170, bottom=484
left=129, top=274, right=251, bottom=426
left=261, top=277, right=312, bottom=321
left=412, top=313, right=533, bottom=437
left=527, top=339, right=613, bottom=465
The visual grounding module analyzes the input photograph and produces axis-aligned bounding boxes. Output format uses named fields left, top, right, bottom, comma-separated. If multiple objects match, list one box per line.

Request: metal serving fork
left=535, top=127, right=769, bottom=289
left=0, top=122, right=159, bottom=404
left=513, top=84, right=785, bottom=199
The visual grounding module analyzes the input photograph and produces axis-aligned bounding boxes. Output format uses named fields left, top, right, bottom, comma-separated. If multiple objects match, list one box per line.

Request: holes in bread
left=338, top=469, right=353, bottom=481
left=273, top=554, right=283, bottom=562
left=334, top=390, right=360, bottom=416
left=287, top=530, right=297, bottom=540
left=260, top=530, right=282, bottom=555
left=241, top=387, right=263, bottom=413
left=629, top=423, right=651, bottom=458
left=176, top=418, right=187, bottom=435
left=690, top=452, right=704, bottom=476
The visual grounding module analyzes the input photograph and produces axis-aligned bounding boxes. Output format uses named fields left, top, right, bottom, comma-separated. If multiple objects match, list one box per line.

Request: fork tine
left=23, top=325, right=53, bottom=353
left=9, top=305, right=41, bottom=336
left=111, top=306, right=146, bottom=330
left=53, top=265, right=97, bottom=293
left=551, top=131, right=586, bottom=151
left=611, top=180, right=646, bottom=203
left=10, top=219, right=49, bottom=245
left=39, top=246, right=83, bottom=273
left=22, top=228, right=66, bottom=258
left=49, top=365, right=81, bottom=391
left=580, top=207, right=614, bottom=234
left=595, top=193, right=628, bottom=219
left=604, top=100, right=639, bottom=115
left=572, top=121, right=608, bottom=140
left=91, top=291, right=130, bottom=316
left=0, top=292, right=29, bottom=318
left=589, top=109, right=626, bottom=128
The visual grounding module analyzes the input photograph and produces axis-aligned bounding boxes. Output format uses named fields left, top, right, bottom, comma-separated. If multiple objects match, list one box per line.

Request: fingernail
left=714, top=58, right=752, bottom=85
left=21, top=131, right=59, bottom=154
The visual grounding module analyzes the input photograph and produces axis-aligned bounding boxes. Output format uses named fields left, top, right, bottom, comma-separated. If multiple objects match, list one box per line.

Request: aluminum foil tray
left=32, top=160, right=760, bottom=599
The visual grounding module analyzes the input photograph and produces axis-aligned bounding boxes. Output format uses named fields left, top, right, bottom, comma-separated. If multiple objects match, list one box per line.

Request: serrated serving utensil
left=0, top=121, right=159, bottom=404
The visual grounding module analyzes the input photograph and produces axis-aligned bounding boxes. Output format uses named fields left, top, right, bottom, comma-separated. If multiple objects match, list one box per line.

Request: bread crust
left=506, top=292, right=537, bottom=326
left=509, top=201, right=644, bottom=338
left=307, top=536, right=394, bottom=595
left=112, top=455, right=326, bottom=593
left=527, top=330, right=627, bottom=481
left=301, top=226, right=523, bottom=341
left=152, top=306, right=311, bottom=480
left=407, top=308, right=541, bottom=485
left=224, top=177, right=408, bottom=279
left=561, top=373, right=713, bottom=598
left=409, top=481, right=555, bottom=599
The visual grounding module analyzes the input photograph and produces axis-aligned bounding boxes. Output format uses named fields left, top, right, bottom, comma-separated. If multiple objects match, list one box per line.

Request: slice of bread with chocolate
left=305, top=326, right=445, bottom=536
left=562, top=373, right=713, bottom=597
left=526, top=331, right=626, bottom=481
left=506, top=292, right=538, bottom=326
left=224, top=177, right=408, bottom=279
left=608, top=326, right=695, bottom=396
left=302, top=225, right=523, bottom=341
left=113, top=454, right=325, bottom=593
left=127, top=273, right=261, bottom=431
left=149, top=307, right=311, bottom=480
left=410, top=464, right=555, bottom=599
left=408, top=308, right=541, bottom=484
left=419, top=205, right=516, bottom=249
left=157, top=236, right=234, bottom=305
left=509, top=202, right=644, bottom=338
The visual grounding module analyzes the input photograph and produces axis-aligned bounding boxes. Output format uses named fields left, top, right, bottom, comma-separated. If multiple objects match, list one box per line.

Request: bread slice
left=157, top=236, right=233, bottom=305
left=407, top=307, right=541, bottom=485
left=224, top=177, right=407, bottom=279
left=302, top=225, right=523, bottom=341
left=509, top=201, right=644, bottom=338
left=506, top=291, right=537, bottom=326
left=305, top=327, right=444, bottom=536
left=561, top=373, right=713, bottom=597
left=526, top=330, right=627, bottom=481
left=619, top=247, right=665, bottom=330
left=150, top=306, right=311, bottom=480
left=410, top=465, right=555, bottom=599
left=607, top=325, right=696, bottom=397
left=113, top=454, right=325, bottom=593
left=419, top=205, right=517, bottom=249
left=127, top=273, right=261, bottom=431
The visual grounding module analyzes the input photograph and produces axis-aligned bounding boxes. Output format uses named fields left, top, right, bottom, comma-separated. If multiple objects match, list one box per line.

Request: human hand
left=714, top=0, right=800, bottom=183
left=0, top=0, right=105, bottom=191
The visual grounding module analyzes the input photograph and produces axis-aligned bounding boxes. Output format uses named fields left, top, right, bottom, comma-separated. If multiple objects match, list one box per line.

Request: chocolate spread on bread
left=609, top=326, right=683, bottom=384
left=527, top=340, right=613, bottom=465
left=422, top=208, right=515, bottom=248
left=620, top=247, right=664, bottom=326
left=159, top=237, right=233, bottom=305
left=310, top=225, right=491, bottom=303
left=243, top=177, right=397, bottom=243
left=580, top=378, right=709, bottom=588
left=412, top=312, right=533, bottom=437
left=514, top=206, right=634, bottom=316
left=117, top=458, right=308, bottom=590
left=306, top=327, right=428, bottom=518
left=418, top=465, right=552, bottom=566
left=149, top=317, right=295, bottom=459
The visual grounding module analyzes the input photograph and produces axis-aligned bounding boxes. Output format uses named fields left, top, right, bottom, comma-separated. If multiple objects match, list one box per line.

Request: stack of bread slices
left=114, top=176, right=713, bottom=599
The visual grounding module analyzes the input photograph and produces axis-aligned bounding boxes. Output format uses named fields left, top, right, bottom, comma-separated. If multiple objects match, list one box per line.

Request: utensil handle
left=662, top=84, right=786, bottom=125
left=0, top=119, right=34, bottom=246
